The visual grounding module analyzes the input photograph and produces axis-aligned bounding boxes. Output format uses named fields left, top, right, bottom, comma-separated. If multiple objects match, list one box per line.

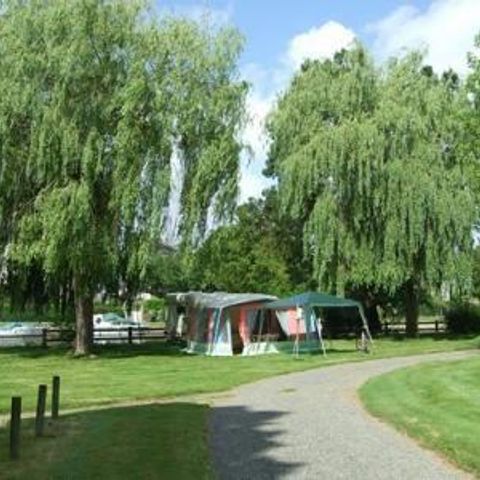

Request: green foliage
left=0, top=0, right=246, bottom=287
left=143, top=297, right=165, bottom=312
left=188, top=199, right=294, bottom=295
left=142, top=296, right=165, bottom=321
left=0, top=0, right=247, bottom=350
left=93, top=303, right=125, bottom=316
left=471, top=247, right=480, bottom=299
left=268, top=45, right=476, bottom=301
left=144, top=251, right=188, bottom=294
left=445, top=302, right=480, bottom=334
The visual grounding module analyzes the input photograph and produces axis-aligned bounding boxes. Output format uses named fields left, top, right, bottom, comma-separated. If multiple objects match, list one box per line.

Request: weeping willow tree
left=0, top=0, right=246, bottom=354
left=466, top=33, right=480, bottom=196
left=267, top=46, right=475, bottom=336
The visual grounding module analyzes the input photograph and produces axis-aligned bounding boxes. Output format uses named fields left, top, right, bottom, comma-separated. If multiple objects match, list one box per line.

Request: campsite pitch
left=0, top=337, right=477, bottom=415
left=0, top=338, right=478, bottom=479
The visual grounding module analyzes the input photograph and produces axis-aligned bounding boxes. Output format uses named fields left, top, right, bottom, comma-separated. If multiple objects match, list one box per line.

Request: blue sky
left=156, top=0, right=480, bottom=201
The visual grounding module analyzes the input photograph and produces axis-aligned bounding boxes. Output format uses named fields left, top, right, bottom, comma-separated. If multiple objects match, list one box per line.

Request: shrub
left=445, top=303, right=480, bottom=334
left=143, top=297, right=165, bottom=312
left=143, top=297, right=166, bottom=322
left=93, top=303, right=125, bottom=316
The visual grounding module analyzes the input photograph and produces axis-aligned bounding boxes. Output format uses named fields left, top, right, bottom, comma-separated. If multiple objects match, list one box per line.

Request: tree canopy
left=187, top=199, right=293, bottom=296
left=267, top=45, right=476, bottom=335
left=0, top=0, right=247, bottom=353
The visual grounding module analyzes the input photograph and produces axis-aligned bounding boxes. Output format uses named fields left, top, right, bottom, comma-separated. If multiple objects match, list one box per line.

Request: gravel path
left=209, top=350, right=477, bottom=480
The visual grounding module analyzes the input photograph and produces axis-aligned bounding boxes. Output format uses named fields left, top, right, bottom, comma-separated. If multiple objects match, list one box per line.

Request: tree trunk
left=73, top=278, right=94, bottom=355
left=404, top=279, right=419, bottom=337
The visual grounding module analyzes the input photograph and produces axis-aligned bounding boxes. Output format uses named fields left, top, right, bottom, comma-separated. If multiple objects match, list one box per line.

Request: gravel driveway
left=209, top=350, right=477, bottom=480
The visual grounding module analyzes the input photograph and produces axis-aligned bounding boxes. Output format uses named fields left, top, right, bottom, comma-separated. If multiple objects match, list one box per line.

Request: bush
left=143, top=297, right=166, bottom=322
left=445, top=303, right=480, bottom=334
left=143, top=297, right=165, bottom=312
left=93, top=303, right=125, bottom=316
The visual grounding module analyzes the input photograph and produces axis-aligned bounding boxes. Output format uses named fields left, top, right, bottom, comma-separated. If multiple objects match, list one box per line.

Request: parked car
left=0, top=322, right=45, bottom=347
left=93, top=313, right=144, bottom=344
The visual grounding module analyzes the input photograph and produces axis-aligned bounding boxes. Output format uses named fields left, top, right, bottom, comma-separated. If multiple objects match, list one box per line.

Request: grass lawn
left=0, top=403, right=212, bottom=480
left=0, top=337, right=477, bottom=479
left=360, top=355, right=480, bottom=477
left=0, top=336, right=477, bottom=416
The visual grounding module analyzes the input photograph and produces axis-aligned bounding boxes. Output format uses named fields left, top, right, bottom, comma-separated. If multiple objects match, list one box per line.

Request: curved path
left=209, top=350, right=477, bottom=480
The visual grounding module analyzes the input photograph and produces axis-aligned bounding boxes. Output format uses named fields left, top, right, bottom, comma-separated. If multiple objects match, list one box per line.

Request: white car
left=93, top=313, right=144, bottom=344
left=0, top=322, right=44, bottom=347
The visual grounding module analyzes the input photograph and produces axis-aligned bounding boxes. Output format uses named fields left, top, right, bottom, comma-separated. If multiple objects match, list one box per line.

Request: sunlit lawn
left=360, top=355, right=480, bottom=477
left=0, top=336, right=477, bottom=415
left=0, top=337, right=478, bottom=479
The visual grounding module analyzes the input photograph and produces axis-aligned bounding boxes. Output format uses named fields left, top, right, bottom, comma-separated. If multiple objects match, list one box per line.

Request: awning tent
left=265, top=292, right=373, bottom=355
left=166, top=292, right=278, bottom=356
left=266, top=291, right=361, bottom=310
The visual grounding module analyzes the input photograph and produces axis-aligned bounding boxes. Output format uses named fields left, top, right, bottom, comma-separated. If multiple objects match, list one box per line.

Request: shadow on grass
left=0, top=402, right=301, bottom=480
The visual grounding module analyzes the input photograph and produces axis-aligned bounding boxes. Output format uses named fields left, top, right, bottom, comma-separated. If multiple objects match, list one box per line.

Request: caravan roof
left=167, top=291, right=277, bottom=310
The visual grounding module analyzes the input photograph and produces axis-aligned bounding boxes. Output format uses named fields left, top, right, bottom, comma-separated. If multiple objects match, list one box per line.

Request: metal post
left=10, top=396, right=21, bottom=460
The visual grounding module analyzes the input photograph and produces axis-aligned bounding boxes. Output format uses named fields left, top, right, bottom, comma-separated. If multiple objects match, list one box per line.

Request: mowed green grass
left=360, top=355, right=480, bottom=476
left=0, top=338, right=477, bottom=479
left=0, top=337, right=477, bottom=415
left=0, top=403, right=212, bottom=480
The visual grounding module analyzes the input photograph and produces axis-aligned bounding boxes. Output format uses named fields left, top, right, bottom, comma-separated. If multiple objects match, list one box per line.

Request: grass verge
left=359, top=355, right=480, bottom=476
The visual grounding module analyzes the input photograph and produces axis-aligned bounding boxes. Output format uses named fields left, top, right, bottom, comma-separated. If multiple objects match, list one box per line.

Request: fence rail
left=382, top=319, right=446, bottom=335
left=0, top=326, right=166, bottom=348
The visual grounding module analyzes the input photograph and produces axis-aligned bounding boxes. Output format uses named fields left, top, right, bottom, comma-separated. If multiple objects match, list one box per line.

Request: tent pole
left=316, top=312, right=327, bottom=357
left=359, top=306, right=374, bottom=346
left=293, top=304, right=301, bottom=357
left=258, top=308, right=265, bottom=346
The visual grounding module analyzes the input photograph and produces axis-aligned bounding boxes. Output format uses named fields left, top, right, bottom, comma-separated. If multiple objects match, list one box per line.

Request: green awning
left=265, top=291, right=360, bottom=310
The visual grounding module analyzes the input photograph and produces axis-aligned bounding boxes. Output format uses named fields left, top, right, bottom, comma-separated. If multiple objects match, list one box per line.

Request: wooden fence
left=0, top=319, right=448, bottom=349
left=0, top=326, right=166, bottom=348
left=382, top=319, right=446, bottom=335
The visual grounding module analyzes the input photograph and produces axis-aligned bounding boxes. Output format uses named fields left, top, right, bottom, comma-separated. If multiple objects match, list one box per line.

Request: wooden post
left=10, top=396, right=21, bottom=460
left=128, top=326, right=133, bottom=345
left=42, top=328, right=48, bottom=348
left=435, top=319, right=439, bottom=333
left=384, top=321, right=389, bottom=335
left=35, top=384, right=47, bottom=437
left=52, top=376, right=60, bottom=419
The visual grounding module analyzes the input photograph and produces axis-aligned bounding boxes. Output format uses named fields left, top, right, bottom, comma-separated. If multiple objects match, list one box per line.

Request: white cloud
left=239, top=20, right=355, bottom=204
left=286, top=21, right=356, bottom=70
left=369, top=0, right=480, bottom=75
